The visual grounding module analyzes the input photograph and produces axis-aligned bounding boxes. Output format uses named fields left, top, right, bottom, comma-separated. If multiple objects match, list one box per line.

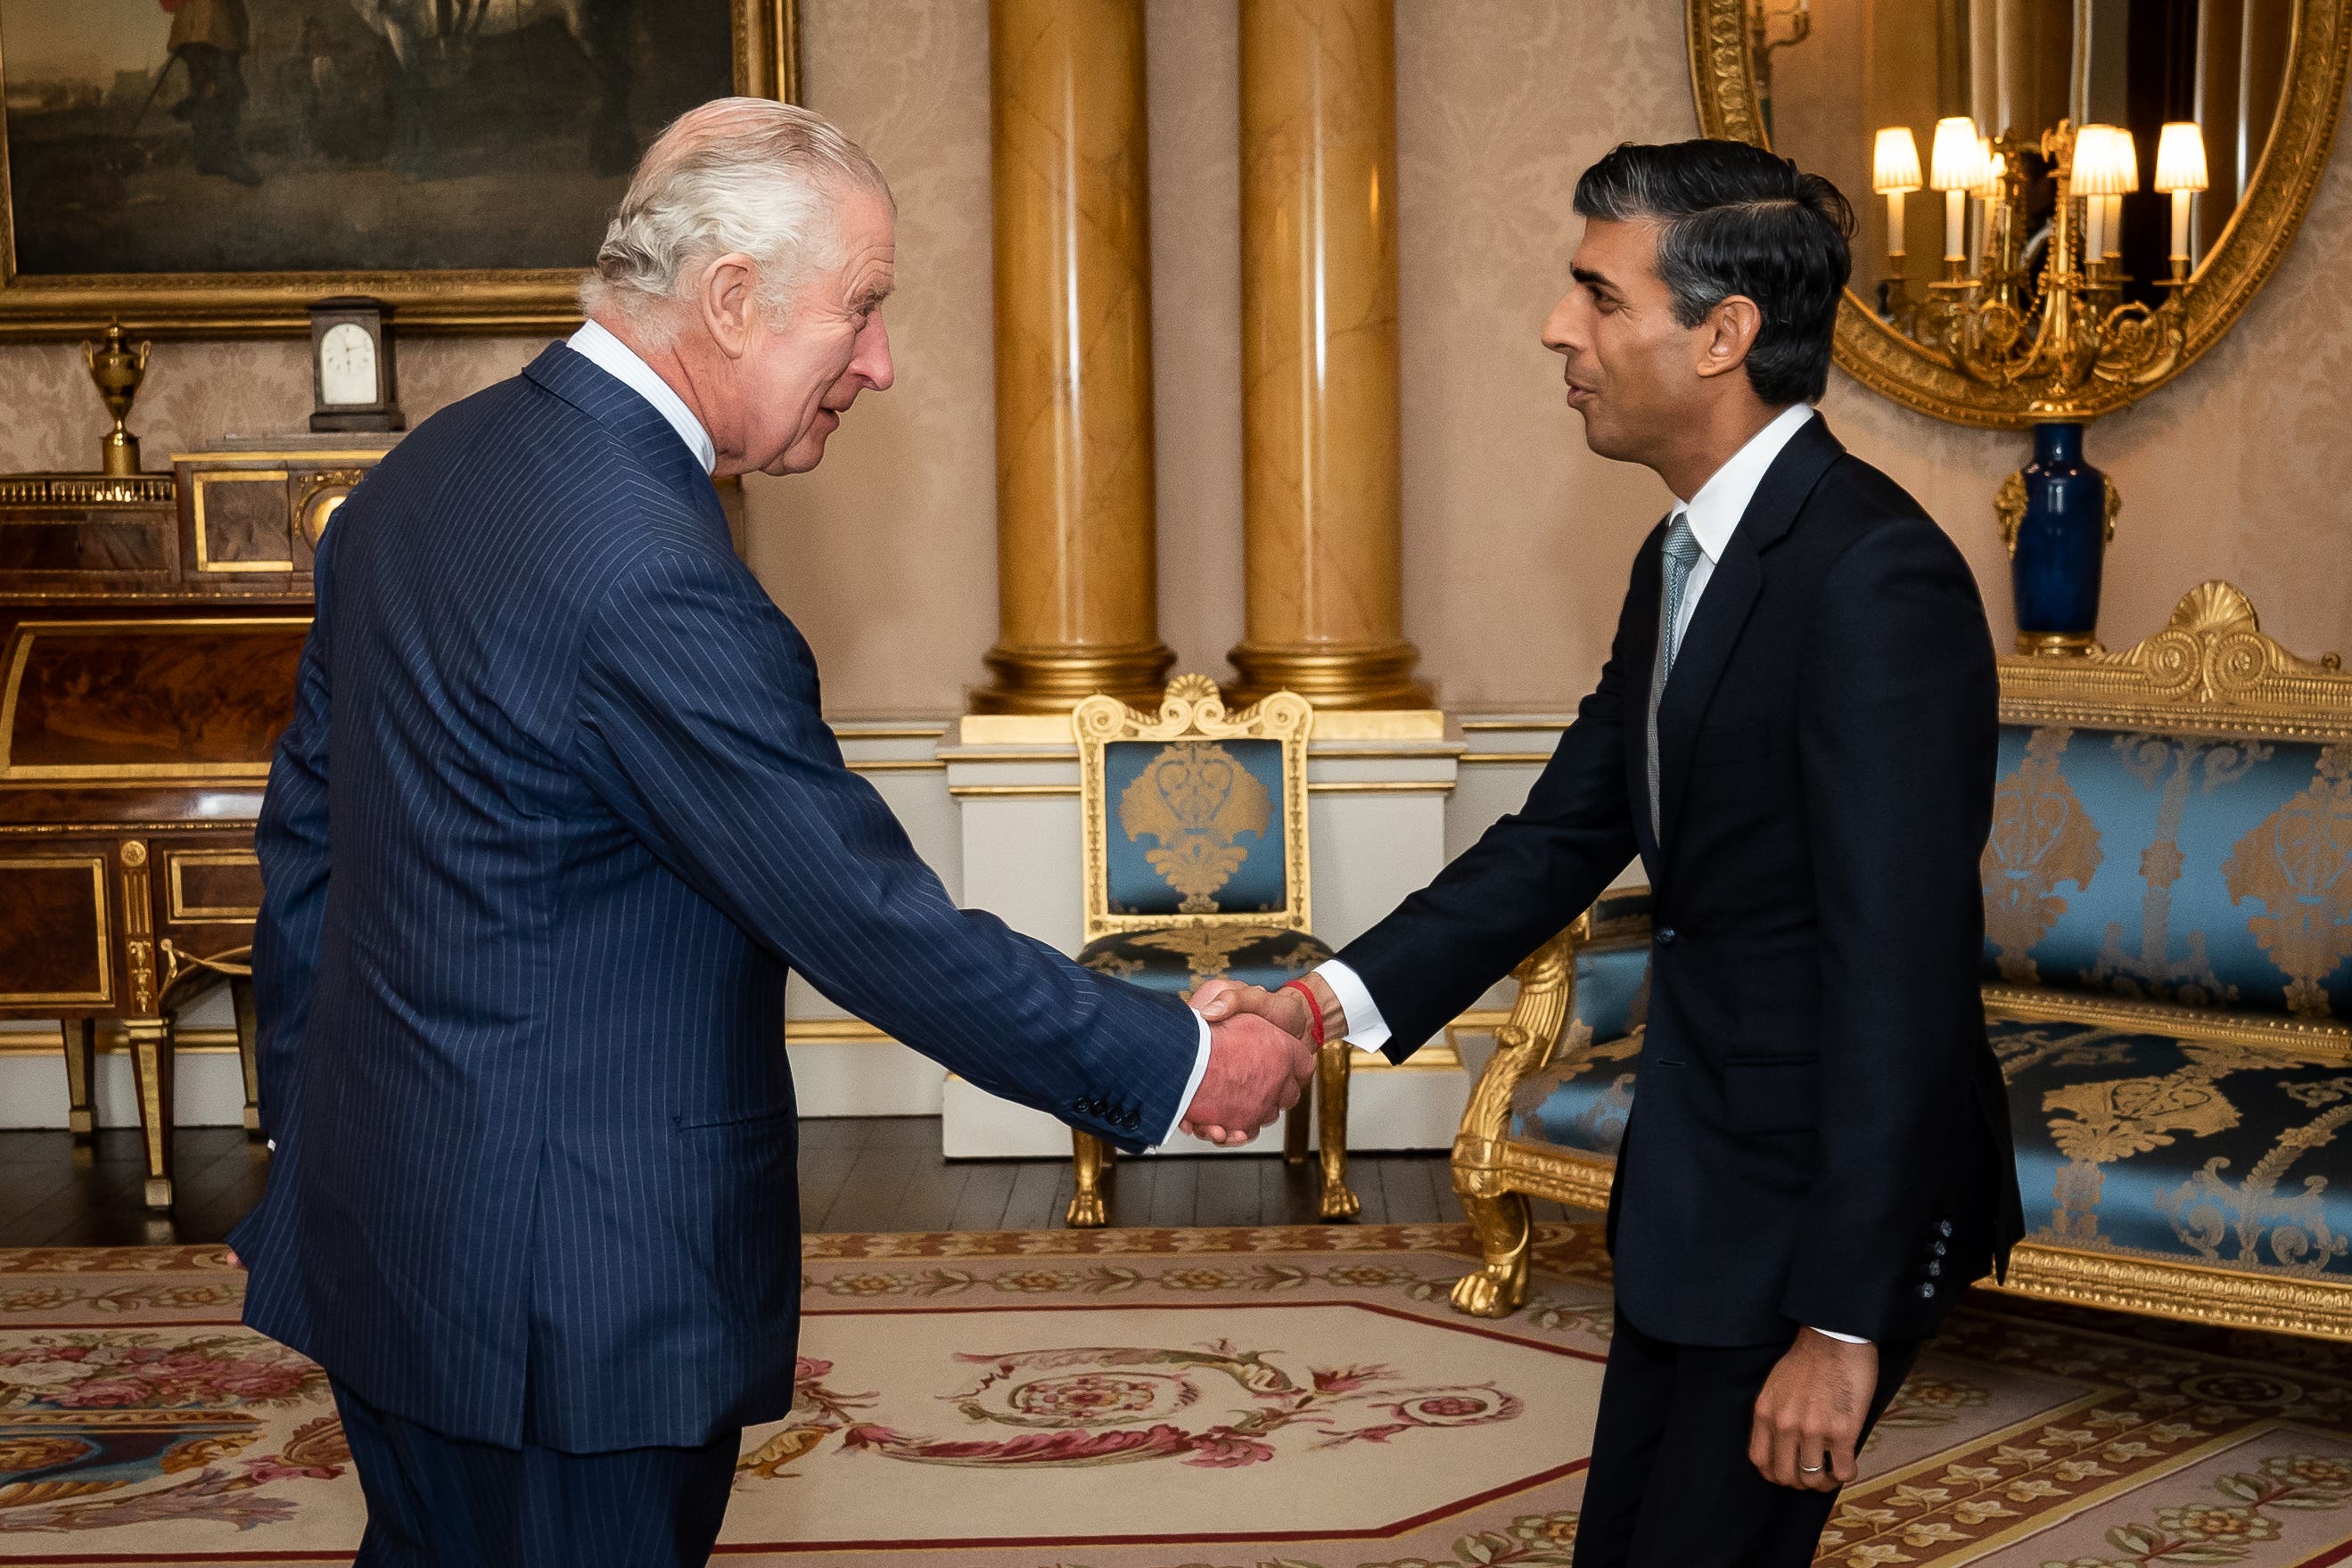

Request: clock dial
left=319, top=322, right=378, bottom=407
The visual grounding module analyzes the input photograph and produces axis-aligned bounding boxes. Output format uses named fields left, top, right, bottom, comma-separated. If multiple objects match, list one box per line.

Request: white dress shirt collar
left=566, top=319, right=718, bottom=475
left=1669, top=401, right=1817, bottom=566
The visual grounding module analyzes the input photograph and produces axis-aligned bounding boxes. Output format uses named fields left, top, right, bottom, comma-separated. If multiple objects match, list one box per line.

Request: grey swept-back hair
left=580, top=98, right=892, bottom=343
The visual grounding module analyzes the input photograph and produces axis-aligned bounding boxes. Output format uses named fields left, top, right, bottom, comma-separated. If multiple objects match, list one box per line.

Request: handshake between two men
left=1172, top=976, right=1336, bottom=1147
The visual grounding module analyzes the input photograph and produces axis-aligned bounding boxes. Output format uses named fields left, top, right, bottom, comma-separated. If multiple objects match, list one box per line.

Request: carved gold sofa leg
left=1451, top=1185, right=1532, bottom=1317
left=1066, top=1129, right=1112, bottom=1227
left=1443, top=922, right=1588, bottom=1319
left=1314, top=1038, right=1359, bottom=1219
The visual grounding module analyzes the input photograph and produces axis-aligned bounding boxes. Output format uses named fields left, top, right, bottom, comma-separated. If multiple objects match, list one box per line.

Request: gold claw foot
left=1317, top=1178, right=1362, bottom=1220
left=1448, top=1260, right=1527, bottom=1318
left=1065, top=1188, right=1107, bottom=1227
left=1450, top=1188, right=1530, bottom=1318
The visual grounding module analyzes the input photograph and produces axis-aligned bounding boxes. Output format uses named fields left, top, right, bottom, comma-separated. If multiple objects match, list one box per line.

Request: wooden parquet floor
left=0, top=1118, right=1588, bottom=1246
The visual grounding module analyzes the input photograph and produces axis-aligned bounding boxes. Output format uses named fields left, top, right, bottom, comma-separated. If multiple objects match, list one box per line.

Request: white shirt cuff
left=1808, top=1326, right=1871, bottom=1345
left=1155, top=1012, right=1216, bottom=1148
left=1312, top=959, right=1392, bottom=1054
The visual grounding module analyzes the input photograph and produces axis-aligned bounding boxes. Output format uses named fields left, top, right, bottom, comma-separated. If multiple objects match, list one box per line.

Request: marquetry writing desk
left=0, top=439, right=390, bottom=1208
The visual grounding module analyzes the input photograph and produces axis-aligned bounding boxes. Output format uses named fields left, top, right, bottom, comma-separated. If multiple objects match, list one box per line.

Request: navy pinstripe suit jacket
left=229, top=344, right=1200, bottom=1452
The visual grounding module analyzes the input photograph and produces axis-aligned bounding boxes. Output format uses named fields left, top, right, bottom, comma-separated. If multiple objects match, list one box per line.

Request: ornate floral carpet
left=3, top=1224, right=2351, bottom=1566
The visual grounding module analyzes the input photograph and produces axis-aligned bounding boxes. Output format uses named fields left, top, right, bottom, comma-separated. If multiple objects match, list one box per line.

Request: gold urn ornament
left=83, top=323, right=152, bottom=477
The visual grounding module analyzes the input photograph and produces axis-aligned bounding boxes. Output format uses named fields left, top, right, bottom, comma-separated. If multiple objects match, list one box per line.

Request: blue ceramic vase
left=2011, top=421, right=2106, bottom=654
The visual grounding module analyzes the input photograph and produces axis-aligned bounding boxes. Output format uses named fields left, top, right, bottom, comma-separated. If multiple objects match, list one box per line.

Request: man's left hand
left=1748, top=1329, right=1876, bottom=1491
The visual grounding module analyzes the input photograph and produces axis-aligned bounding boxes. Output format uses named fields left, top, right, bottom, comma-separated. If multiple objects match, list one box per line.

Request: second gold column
left=1227, top=0, right=1429, bottom=710
left=973, top=0, right=1173, bottom=714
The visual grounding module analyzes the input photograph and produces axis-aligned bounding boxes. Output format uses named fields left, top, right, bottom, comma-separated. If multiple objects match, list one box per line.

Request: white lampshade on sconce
left=1969, top=136, right=2002, bottom=272
left=2154, top=119, right=2209, bottom=268
left=2069, top=124, right=2134, bottom=264
left=1928, top=115, right=1982, bottom=262
left=1873, top=125, right=1922, bottom=260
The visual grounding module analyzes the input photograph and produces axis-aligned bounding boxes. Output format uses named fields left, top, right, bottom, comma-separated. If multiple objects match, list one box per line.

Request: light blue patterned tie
left=1647, top=513, right=1702, bottom=842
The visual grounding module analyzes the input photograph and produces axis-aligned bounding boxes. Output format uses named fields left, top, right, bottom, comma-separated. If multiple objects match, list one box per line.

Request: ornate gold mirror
left=1691, top=0, right=2352, bottom=428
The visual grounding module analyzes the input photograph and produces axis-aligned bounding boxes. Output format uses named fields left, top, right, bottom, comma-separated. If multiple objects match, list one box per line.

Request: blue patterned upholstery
left=1990, top=1015, right=2352, bottom=1276
left=1101, top=737, right=1290, bottom=917
left=1506, top=717, right=2352, bottom=1291
left=1077, top=926, right=1331, bottom=1000
left=1509, top=935, right=1650, bottom=1158
left=1982, top=726, right=2352, bottom=1022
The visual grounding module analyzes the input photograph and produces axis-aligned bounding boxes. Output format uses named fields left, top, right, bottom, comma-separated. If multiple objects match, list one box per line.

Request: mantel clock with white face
left=308, top=297, right=405, bottom=433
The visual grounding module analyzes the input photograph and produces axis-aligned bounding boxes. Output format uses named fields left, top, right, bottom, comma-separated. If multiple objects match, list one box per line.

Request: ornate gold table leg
left=230, top=978, right=262, bottom=1137
left=1313, top=1039, right=1360, bottom=1219
left=1449, top=1183, right=1531, bottom=1318
left=1282, top=1096, right=1309, bottom=1164
left=59, top=1019, right=98, bottom=1140
left=124, top=1016, right=176, bottom=1210
left=1066, top=1129, right=1112, bottom=1227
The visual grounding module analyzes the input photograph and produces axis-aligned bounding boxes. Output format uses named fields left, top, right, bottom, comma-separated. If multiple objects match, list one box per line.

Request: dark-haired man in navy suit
left=1199, top=139, right=2023, bottom=1567
left=229, top=98, right=1311, bottom=1567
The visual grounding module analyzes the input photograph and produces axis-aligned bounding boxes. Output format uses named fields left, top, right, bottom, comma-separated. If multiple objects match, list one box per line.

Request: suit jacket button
left=1656, top=928, right=1680, bottom=946
left=1915, top=1283, right=1937, bottom=1299
left=1937, top=1219, right=1954, bottom=1237
left=1929, top=1239, right=1947, bottom=1257
left=1922, top=1260, right=1943, bottom=1278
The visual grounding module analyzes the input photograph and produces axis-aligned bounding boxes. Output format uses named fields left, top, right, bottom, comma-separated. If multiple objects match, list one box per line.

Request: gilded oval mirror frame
left=1689, top=0, right=2352, bottom=430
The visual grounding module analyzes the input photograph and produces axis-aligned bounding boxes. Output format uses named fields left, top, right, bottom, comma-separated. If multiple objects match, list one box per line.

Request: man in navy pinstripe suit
left=228, top=100, right=1312, bottom=1566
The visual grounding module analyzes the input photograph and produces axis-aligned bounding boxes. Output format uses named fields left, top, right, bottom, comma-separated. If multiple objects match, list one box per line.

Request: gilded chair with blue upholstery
left=1448, top=583, right=2352, bottom=1340
left=1065, top=675, right=1357, bottom=1224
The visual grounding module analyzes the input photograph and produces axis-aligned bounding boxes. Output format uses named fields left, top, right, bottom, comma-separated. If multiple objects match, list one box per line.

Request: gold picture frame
left=0, top=0, right=799, bottom=340
left=1687, top=0, right=2352, bottom=430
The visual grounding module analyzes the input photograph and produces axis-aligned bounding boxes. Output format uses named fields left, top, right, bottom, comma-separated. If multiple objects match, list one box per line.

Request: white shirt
left=1312, top=403, right=1862, bottom=1342
left=570, top=320, right=1215, bottom=1145
left=567, top=320, right=718, bottom=475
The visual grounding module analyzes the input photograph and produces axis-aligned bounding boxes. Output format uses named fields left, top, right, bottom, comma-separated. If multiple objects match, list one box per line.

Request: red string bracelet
left=1279, top=978, right=1328, bottom=1048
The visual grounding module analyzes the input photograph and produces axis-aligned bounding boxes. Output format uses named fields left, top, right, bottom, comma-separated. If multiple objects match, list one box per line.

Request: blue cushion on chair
left=1101, top=737, right=1291, bottom=917
left=1984, top=724, right=2352, bottom=1022
left=1992, top=1014, right=2352, bottom=1279
left=1509, top=936, right=1651, bottom=1158
left=1078, top=926, right=1332, bottom=999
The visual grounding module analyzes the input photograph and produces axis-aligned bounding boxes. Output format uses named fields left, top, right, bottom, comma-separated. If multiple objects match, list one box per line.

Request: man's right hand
left=1179, top=1010, right=1314, bottom=1146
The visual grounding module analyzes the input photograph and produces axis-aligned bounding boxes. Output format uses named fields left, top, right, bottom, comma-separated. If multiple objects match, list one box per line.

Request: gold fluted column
left=973, top=0, right=1172, bottom=714
left=1228, top=0, right=1429, bottom=710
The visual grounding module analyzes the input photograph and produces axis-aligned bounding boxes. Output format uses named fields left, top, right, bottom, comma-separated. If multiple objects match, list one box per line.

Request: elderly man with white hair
left=227, top=99, right=1312, bottom=1566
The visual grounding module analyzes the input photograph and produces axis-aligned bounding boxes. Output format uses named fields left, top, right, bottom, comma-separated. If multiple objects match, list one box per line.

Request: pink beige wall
left=1, top=0, right=2344, bottom=714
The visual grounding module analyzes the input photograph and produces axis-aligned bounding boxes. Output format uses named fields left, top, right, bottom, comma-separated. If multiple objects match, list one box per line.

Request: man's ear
left=697, top=252, right=763, bottom=360
left=1693, top=293, right=1763, bottom=382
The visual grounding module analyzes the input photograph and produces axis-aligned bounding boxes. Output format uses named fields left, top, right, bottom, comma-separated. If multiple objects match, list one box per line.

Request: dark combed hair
left=1572, top=139, right=1854, bottom=406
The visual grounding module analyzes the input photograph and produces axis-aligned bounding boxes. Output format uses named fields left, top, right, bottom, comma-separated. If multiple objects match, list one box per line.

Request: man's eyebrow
left=1571, top=265, right=1618, bottom=294
left=854, top=278, right=895, bottom=308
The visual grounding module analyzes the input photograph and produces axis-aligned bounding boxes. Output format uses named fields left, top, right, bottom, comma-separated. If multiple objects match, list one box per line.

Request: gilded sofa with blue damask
left=1447, top=583, right=2352, bottom=1339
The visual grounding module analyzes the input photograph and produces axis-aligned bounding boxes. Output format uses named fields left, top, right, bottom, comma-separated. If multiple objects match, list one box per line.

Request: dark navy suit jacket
left=1338, top=415, right=2020, bottom=1348
left=230, top=344, right=1200, bottom=1452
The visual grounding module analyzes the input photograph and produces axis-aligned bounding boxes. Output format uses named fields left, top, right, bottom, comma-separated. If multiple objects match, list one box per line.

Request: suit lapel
left=1653, top=415, right=1844, bottom=852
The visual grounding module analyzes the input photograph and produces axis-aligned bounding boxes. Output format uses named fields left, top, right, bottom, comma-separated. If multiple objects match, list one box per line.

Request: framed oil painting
left=0, top=0, right=797, bottom=336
